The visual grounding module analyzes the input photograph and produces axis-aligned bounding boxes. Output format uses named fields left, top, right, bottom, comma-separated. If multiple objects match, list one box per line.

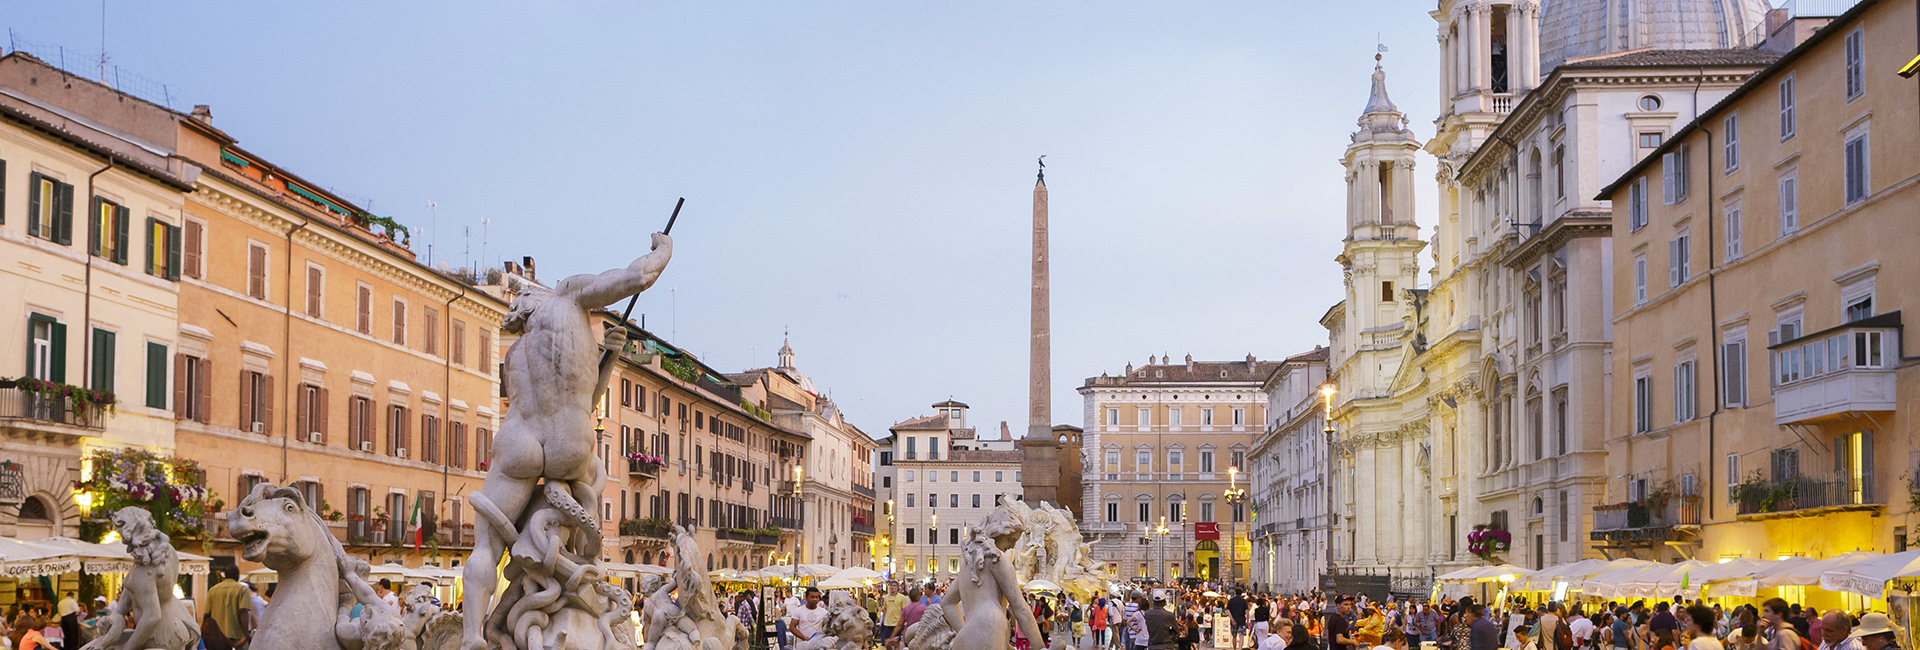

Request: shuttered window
left=348, top=396, right=373, bottom=451
left=451, top=319, right=466, bottom=365
left=477, top=331, right=491, bottom=372
left=89, top=329, right=115, bottom=393
left=423, top=308, right=439, bottom=356
left=306, top=266, right=324, bottom=318
left=28, top=174, right=74, bottom=245
left=387, top=404, right=411, bottom=457
left=145, top=342, right=168, bottom=409
left=182, top=220, right=203, bottom=279
left=392, top=299, right=408, bottom=345
left=27, top=315, right=66, bottom=382
left=247, top=243, right=269, bottom=299
left=90, top=198, right=129, bottom=265
left=477, top=427, right=492, bottom=468
left=239, top=370, right=272, bottom=434
left=144, top=218, right=181, bottom=280
left=295, top=383, right=328, bottom=443
left=173, top=353, right=210, bottom=422
left=356, top=285, right=373, bottom=334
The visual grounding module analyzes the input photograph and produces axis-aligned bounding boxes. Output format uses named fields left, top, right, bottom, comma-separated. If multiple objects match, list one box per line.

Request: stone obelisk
left=1021, top=161, right=1062, bottom=507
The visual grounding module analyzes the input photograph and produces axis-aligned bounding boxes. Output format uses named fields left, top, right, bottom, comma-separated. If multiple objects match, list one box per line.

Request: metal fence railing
left=4, top=34, right=182, bottom=110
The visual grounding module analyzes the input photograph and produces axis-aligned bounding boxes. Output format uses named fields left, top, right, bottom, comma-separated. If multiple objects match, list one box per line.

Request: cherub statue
left=82, top=507, right=198, bottom=650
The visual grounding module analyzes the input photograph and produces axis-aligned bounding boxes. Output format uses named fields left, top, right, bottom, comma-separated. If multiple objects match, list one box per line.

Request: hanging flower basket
left=1466, top=524, right=1511, bottom=562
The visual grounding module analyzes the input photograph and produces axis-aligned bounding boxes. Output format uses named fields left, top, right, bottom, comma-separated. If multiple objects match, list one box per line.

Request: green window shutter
left=26, top=173, right=41, bottom=237
left=89, top=197, right=102, bottom=256
left=166, top=223, right=182, bottom=281
left=114, top=205, right=130, bottom=265
left=53, top=182, right=73, bottom=246
left=49, top=321, right=66, bottom=383
left=144, top=217, right=157, bottom=277
left=91, top=328, right=115, bottom=394
left=25, top=314, right=48, bottom=378
left=146, top=342, right=168, bottom=409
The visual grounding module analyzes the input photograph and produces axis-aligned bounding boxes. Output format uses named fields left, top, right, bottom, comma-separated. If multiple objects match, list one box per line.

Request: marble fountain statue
left=230, top=234, right=673, bottom=650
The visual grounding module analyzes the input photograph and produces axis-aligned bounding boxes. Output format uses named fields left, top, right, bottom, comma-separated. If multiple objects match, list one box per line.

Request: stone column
left=1475, top=3, right=1493, bottom=93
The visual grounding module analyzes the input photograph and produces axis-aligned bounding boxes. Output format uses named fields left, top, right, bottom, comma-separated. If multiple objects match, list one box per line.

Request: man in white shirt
left=1570, top=608, right=1596, bottom=648
left=788, top=588, right=830, bottom=643
left=1818, top=610, right=1862, bottom=650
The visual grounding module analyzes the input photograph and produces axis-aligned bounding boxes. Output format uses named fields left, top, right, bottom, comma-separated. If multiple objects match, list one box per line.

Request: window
left=240, top=370, right=272, bottom=434
left=1662, top=145, right=1690, bottom=204
left=972, top=471, right=980, bottom=482
left=1633, top=370, right=1652, bottom=433
left=1232, top=501, right=1245, bottom=523
left=1106, top=502, right=1118, bottom=522
left=478, top=330, right=492, bottom=372
left=1721, top=331, right=1747, bottom=408
left=306, top=265, right=325, bottom=318
left=1779, top=172, right=1799, bottom=234
left=1553, top=393, right=1569, bottom=455
left=949, top=471, right=958, bottom=482
left=1106, top=407, right=1119, bottom=425
left=348, top=396, right=374, bottom=451
left=1639, top=132, right=1664, bottom=149
left=928, top=470, right=937, bottom=483
left=355, top=285, right=373, bottom=334
left=247, top=243, right=269, bottom=300
left=1232, top=450, right=1245, bottom=469
left=89, top=329, right=115, bottom=393
left=1558, top=490, right=1570, bottom=542
left=1638, top=95, right=1663, bottom=111
left=1200, top=502, right=1215, bottom=522
left=1836, top=431, right=1874, bottom=504
left=1844, top=27, right=1865, bottom=100
left=387, top=404, right=411, bottom=456
left=1725, top=204, right=1743, bottom=260
left=1628, top=177, right=1648, bottom=230
left=27, top=173, right=74, bottom=245
left=1201, top=408, right=1214, bottom=426
left=1726, top=453, right=1742, bottom=504
left=1633, top=254, right=1648, bottom=305
left=1845, top=124, right=1871, bottom=206
left=1669, top=233, right=1690, bottom=287
left=1846, top=297, right=1874, bottom=322
left=928, top=492, right=937, bottom=509
left=27, top=320, right=67, bottom=393
left=949, top=493, right=958, bottom=508
left=904, top=470, right=914, bottom=482
left=1169, top=449, right=1183, bottom=470
left=971, top=494, right=980, bottom=508
left=1169, top=501, right=1183, bottom=522
left=1771, top=448, right=1800, bottom=481
left=424, top=307, right=440, bottom=356
left=905, top=493, right=914, bottom=508
left=297, top=383, right=327, bottom=442
left=1137, top=450, right=1151, bottom=471
left=1138, top=502, right=1150, bottom=522
left=392, top=299, right=408, bottom=345
left=1232, top=408, right=1244, bottom=425
left=144, top=219, right=181, bottom=280
left=1380, top=281, right=1394, bottom=302
left=1168, top=408, right=1182, bottom=427
left=177, top=353, right=208, bottom=422
left=1673, top=359, right=1696, bottom=423
left=451, top=319, right=467, bottom=365
left=1779, top=75, right=1796, bottom=140
left=1199, top=450, right=1215, bottom=473
left=1553, top=145, right=1566, bottom=199
left=86, top=199, right=124, bottom=264
left=949, top=528, right=959, bottom=544
left=996, top=470, right=1005, bottom=482
left=182, top=220, right=203, bottom=279
left=1723, top=113, right=1740, bottom=173
left=144, top=342, right=168, bottom=409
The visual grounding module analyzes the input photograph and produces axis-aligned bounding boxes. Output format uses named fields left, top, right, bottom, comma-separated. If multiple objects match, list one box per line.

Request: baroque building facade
left=1079, top=355, right=1277, bottom=584
left=1248, top=347, right=1330, bottom=594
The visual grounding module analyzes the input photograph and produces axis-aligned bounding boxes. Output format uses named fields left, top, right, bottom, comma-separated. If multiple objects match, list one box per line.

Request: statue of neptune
left=460, top=232, right=672, bottom=650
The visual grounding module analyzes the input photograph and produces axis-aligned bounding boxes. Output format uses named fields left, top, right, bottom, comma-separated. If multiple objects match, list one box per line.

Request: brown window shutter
left=452, top=320, right=465, bottom=365
left=183, top=220, right=202, bottom=279
left=262, top=374, right=274, bottom=434
left=173, top=353, right=188, bottom=421
left=401, top=408, right=411, bottom=456
left=248, top=245, right=267, bottom=299
left=239, top=369, right=254, bottom=431
left=424, top=308, right=438, bottom=356
left=296, top=383, right=310, bottom=438
left=307, top=267, right=322, bottom=317
left=317, top=387, right=330, bottom=444
left=394, top=301, right=405, bottom=345
left=197, top=358, right=212, bottom=423
left=478, top=332, right=491, bottom=370
left=386, top=405, right=397, bottom=454
left=621, top=379, right=631, bottom=406
left=346, top=397, right=359, bottom=447
left=357, top=286, right=371, bottom=334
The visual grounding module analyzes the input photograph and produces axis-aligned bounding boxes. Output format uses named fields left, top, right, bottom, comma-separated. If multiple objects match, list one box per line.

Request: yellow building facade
left=1598, top=0, right=1917, bottom=573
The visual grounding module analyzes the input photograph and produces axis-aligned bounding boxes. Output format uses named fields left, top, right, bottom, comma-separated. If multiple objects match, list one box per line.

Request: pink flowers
left=626, top=452, right=664, bottom=465
left=1466, top=524, right=1511, bottom=560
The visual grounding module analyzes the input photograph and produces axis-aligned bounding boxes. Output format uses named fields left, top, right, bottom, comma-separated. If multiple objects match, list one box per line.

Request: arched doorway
left=1195, top=539, right=1220, bottom=582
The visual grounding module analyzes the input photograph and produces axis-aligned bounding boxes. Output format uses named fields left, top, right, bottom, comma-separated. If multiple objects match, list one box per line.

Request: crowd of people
left=717, top=578, right=1909, bottom=650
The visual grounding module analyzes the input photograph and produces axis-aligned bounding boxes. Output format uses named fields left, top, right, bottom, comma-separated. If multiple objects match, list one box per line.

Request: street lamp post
left=886, top=499, right=896, bottom=576
left=1224, top=466, right=1246, bottom=588
left=793, top=467, right=803, bottom=586
left=1154, top=516, right=1170, bottom=584
left=1320, top=382, right=1338, bottom=650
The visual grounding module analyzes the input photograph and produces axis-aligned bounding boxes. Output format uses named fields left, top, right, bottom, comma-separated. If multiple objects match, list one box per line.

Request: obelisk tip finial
left=1036, top=154, right=1047, bottom=182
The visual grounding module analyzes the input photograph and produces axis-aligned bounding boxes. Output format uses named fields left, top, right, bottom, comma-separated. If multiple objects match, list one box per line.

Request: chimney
left=521, top=256, right=537, bottom=282
left=1000, top=421, right=1011, bottom=440
left=1246, top=353, right=1257, bottom=370
left=190, top=105, right=212, bottom=125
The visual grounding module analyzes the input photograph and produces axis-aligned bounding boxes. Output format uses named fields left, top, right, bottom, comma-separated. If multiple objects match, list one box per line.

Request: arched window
left=1528, top=148, right=1545, bottom=228
left=16, top=496, right=51, bottom=524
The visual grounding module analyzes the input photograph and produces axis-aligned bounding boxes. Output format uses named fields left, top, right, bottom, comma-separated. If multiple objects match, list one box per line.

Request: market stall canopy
left=1819, top=549, right=1920, bottom=596
left=1437, top=565, right=1534, bottom=583
left=1757, top=552, right=1881, bottom=588
left=1524, top=558, right=1655, bottom=590
left=799, top=564, right=841, bottom=578
left=1618, top=560, right=1718, bottom=599
left=0, top=537, right=83, bottom=578
left=1024, top=579, right=1066, bottom=592
left=827, top=567, right=882, bottom=583
left=817, top=575, right=863, bottom=590
left=21, top=537, right=211, bottom=576
left=244, top=567, right=278, bottom=584
left=368, top=562, right=456, bottom=585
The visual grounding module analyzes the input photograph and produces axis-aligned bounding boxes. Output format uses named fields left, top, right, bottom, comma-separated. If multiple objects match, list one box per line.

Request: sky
left=2, top=1, right=1446, bottom=436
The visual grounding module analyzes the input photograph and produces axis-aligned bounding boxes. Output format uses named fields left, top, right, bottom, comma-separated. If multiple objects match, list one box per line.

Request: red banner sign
left=1194, top=522, right=1220, bottom=540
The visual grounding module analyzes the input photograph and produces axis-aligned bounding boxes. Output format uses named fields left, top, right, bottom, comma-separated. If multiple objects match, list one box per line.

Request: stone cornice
left=1460, top=70, right=1764, bottom=180
left=193, top=182, right=506, bottom=323
left=1498, top=213, right=1612, bottom=267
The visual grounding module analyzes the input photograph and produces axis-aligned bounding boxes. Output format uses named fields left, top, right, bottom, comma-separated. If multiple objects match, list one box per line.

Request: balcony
left=771, top=515, right=802, bottom=530
left=0, top=383, right=108, bottom=430
left=852, top=484, right=876, bottom=499
left=717, top=528, right=776, bottom=546
left=851, top=523, right=876, bottom=537
left=1491, top=93, right=1515, bottom=114
left=1736, top=474, right=1878, bottom=519
left=1081, top=521, right=1127, bottom=534
left=628, top=459, right=662, bottom=479
left=1590, top=496, right=1700, bottom=544
left=1771, top=313, right=1901, bottom=425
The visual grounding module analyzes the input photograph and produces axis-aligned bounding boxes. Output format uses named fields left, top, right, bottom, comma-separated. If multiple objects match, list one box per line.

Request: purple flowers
left=1466, top=524, right=1511, bottom=560
left=626, top=452, right=664, bottom=465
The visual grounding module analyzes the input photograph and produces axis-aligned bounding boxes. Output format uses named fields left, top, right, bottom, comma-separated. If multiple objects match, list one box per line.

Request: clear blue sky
left=4, top=1, right=1444, bottom=436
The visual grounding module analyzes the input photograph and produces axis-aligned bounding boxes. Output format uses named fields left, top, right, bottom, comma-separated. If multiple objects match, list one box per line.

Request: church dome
left=1539, top=0, right=1772, bottom=74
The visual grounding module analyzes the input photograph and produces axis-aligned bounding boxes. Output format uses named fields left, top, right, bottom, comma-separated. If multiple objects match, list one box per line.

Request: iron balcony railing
left=0, top=386, right=107, bottom=429
left=1592, top=495, right=1701, bottom=532
left=1737, top=474, right=1877, bottom=515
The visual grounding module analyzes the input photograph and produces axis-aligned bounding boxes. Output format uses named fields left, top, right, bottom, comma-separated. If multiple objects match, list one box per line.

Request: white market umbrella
left=1820, top=549, right=1920, bottom=596
left=1620, top=560, right=1717, bottom=598
left=243, top=567, right=278, bottom=584
left=1024, top=579, right=1066, bottom=592
left=798, top=564, right=841, bottom=578
left=1699, top=558, right=1807, bottom=598
left=1439, top=564, right=1533, bottom=584
left=0, top=537, right=83, bottom=578
left=828, top=567, right=882, bottom=583
left=1758, top=551, right=1880, bottom=587
left=817, top=576, right=862, bottom=590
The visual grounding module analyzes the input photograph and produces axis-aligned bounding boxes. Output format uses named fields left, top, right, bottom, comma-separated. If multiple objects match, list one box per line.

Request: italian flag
left=410, top=495, right=424, bottom=550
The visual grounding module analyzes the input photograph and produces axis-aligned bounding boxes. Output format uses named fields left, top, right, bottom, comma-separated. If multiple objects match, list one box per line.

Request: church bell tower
left=1338, top=58, right=1426, bottom=337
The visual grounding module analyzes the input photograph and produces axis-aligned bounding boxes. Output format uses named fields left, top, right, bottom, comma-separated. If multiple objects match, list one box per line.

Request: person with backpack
left=1762, top=599, right=1812, bottom=650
